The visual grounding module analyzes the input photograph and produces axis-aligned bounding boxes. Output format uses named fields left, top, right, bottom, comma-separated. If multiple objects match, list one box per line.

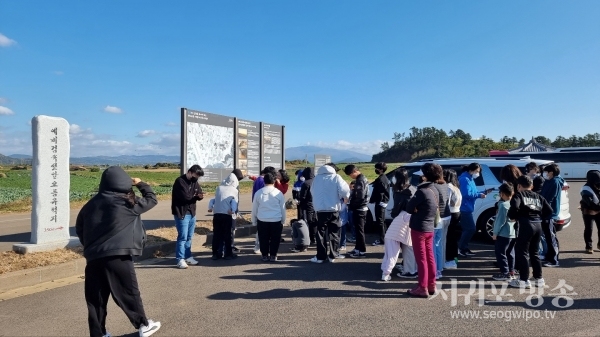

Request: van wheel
left=476, top=209, right=496, bottom=242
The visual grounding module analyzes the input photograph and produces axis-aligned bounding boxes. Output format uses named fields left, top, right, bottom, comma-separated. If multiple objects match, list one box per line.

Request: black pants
left=316, top=212, right=341, bottom=260
left=515, top=218, right=543, bottom=281
left=495, top=236, right=516, bottom=274
left=583, top=213, right=600, bottom=249
left=375, top=204, right=387, bottom=242
left=212, top=213, right=233, bottom=257
left=257, top=220, right=283, bottom=257
left=85, top=255, right=148, bottom=337
left=308, top=221, right=318, bottom=245
left=445, top=212, right=461, bottom=261
left=542, top=219, right=560, bottom=264
left=353, top=210, right=367, bottom=253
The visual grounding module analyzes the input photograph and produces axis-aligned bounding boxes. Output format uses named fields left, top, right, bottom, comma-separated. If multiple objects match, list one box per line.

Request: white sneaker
left=253, top=243, right=261, bottom=254
left=177, top=259, right=188, bottom=269
left=139, top=320, right=161, bottom=337
left=103, top=333, right=112, bottom=337
left=382, top=273, right=392, bottom=282
left=309, top=256, right=324, bottom=264
left=339, top=246, right=346, bottom=251
left=444, top=261, right=457, bottom=269
left=509, top=278, right=531, bottom=289
left=532, top=278, right=546, bottom=287
left=328, top=255, right=345, bottom=263
left=436, top=271, right=442, bottom=280
left=185, top=257, right=199, bottom=265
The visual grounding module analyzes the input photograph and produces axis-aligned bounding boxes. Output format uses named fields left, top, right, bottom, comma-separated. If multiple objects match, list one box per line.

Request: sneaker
left=309, top=241, right=316, bottom=247
left=444, top=261, right=458, bottom=270
left=346, top=248, right=359, bottom=255
left=543, top=262, right=559, bottom=268
left=586, top=247, right=594, bottom=254
left=428, top=286, right=438, bottom=296
left=435, top=271, right=442, bottom=280
left=509, top=278, right=531, bottom=289
left=397, top=272, right=418, bottom=279
left=185, top=257, right=199, bottom=265
left=232, top=246, right=240, bottom=252
left=457, top=250, right=467, bottom=257
left=261, top=256, right=269, bottom=262
left=539, top=254, right=546, bottom=261
left=346, top=237, right=356, bottom=243
left=253, top=243, right=261, bottom=254
left=348, top=251, right=366, bottom=259
left=139, top=320, right=161, bottom=337
left=382, top=273, right=392, bottom=282
left=270, top=256, right=278, bottom=262
left=103, top=333, right=112, bottom=337
left=224, top=254, right=238, bottom=260
left=328, top=255, right=345, bottom=263
left=492, top=273, right=511, bottom=281
left=395, top=264, right=404, bottom=272
left=211, top=255, right=221, bottom=260
left=406, top=287, right=429, bottom=298
left=339, top=246, right=346, bottom=251
left=508, top=272, right=517, bottom=280
left=290, top=247, right=307, bottom=253
left=464, top=249, right=476, bottom=256
left=310, top=256, right=324, bottom=264
left=372, top=239, right=383, bottom=246
left=177, top=259, right=188, bottom=269
left=532, top=278, right=546, bottom=287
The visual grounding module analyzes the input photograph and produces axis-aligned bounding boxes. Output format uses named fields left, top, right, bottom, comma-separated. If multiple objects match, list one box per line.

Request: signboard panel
left=235, top=119, right=261, bottom=177
left=181, top=108, right=235, bottom=182
left=262, top=123, right=284, bottom=170
left=314, top=154, right=331, bottom=173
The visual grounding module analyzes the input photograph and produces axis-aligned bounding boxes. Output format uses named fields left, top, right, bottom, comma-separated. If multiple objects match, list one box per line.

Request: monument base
left=13, top=237, right=81, bottom=254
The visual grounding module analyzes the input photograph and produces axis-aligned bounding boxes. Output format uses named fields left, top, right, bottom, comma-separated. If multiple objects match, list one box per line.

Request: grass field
left=0, top=162, right=404, bottom=214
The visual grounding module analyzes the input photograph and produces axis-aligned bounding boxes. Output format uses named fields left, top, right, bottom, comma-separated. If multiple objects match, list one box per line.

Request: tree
left=534, top=136, right=552, bottom=145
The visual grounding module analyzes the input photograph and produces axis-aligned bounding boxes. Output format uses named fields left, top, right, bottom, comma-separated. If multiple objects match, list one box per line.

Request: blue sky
left=1, top=1, right=599, bottom=157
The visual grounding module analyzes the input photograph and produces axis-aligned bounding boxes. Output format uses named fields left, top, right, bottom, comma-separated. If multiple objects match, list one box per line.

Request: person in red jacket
left=275, top=169, right=290, bottom=194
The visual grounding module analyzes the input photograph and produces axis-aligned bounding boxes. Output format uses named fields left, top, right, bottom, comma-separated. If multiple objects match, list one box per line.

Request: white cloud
left=136, top=129, right=156, bottom=138
left=53, top=71, right=64, bottom=76
left=69, top=124, right=92, bottom=135
left=165, top=122, right=178, bottom=127
left=151, top=133, right=180, bottom=148
left=0, top=106, right=15, bottom=115
left=103, top=105, right=122, bottom=114
left=0, top=33, right=17, bottom=47
left=309, top=139, right=385, bottom=155
left=0, top=97, right=7, bottom=104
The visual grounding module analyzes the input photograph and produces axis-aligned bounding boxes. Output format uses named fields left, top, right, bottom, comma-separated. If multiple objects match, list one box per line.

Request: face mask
left=300, top=177, right=305, bottom=182
left=190, top=176, right=198, bottom=183
left=472, top=172, right=480, bottom=179
left=375, top=169, right=380, bottom=175
left=543, top=173, right=549, bottom=180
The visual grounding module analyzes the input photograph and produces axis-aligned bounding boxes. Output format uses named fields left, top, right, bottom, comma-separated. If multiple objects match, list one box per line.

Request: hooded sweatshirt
left=540, top=175, right=564, bottom=219
left=252, top=185, right=286, bottom=224
left=310, top=165, right=351, bottom=212
left=299, top=167, right=317, bottom=222
left=580, top=170, right=600, bottom=213
left=293, top=169, right=305, bottom=192
left=211, top=173, right=239, bottom=215
left=459, top=171, right=483, bottom=213
left=75, top=166, right=157, bottom=261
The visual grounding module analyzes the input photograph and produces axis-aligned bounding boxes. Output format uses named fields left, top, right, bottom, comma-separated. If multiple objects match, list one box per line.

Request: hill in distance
left=285, top=146, right=372, bottom=163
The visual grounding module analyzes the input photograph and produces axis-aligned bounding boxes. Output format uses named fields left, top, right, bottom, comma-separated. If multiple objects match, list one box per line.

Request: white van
left=367, top=157, right=571, bottom=240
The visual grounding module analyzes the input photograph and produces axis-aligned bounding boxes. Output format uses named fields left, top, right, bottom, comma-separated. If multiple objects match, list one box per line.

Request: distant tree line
left=372, top=127, right=600, bottom=163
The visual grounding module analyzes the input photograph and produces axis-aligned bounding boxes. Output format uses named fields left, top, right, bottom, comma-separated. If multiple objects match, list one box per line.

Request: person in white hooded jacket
left=309, top=163, right=351, bottom=263
left=252, top=172, right=286, bottom=262
left=209, top=172, right=240, bottom=260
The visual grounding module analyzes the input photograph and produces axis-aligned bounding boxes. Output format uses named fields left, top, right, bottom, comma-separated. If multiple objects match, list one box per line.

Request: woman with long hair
left=443, top=169, right=462, bottom=269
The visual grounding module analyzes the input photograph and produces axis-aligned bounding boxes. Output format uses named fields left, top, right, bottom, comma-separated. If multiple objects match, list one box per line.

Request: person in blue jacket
left=540, top=163, right=563, bottom=267
left=458, top=163, right=488, bottom=257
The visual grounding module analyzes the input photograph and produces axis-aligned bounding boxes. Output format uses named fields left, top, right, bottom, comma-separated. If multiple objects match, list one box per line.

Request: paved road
left=1, top=182, right=600, bottom=336
left=0, top=193, right=256, bottom=252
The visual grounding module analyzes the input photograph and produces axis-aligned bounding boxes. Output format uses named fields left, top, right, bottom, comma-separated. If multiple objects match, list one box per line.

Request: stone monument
left=13, top=115, right=80, bottom=254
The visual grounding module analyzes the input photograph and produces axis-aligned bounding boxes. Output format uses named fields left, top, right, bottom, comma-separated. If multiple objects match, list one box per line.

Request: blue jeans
left=495, top=236, right=516, bottom=274
left=175, top=214, right=196, bottom=260
left=340, top=225, right=347, bottom=247
left=433, top=227, right=444, bottom=272
left=458, top=211, right=475, bottom=251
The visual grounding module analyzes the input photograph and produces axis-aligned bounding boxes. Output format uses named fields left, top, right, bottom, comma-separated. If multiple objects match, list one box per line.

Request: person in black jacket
left=580, top=170, right=600, bottom=254
left=298, top=167, right=317, bottom=245
left=171, top=165, right=205, bottom=269
left=344, top=164, right=370, bottom=258
left=370, top=162, right=390, bottom=246
left=75, top=166, right=161, bottom=337
left=508, top=175, right=553, bottom=289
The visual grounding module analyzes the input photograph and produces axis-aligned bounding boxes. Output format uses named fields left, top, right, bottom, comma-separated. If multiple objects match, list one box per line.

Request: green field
left=0, top=162, right=403, bottom=212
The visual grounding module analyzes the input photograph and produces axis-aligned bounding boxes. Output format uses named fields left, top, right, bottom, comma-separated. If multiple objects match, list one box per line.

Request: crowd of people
left=73, top=161, right=600, bottom=336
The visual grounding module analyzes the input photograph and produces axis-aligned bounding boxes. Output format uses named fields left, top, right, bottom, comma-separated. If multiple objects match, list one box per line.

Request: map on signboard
left=186, top=123, right=234, bottom=169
